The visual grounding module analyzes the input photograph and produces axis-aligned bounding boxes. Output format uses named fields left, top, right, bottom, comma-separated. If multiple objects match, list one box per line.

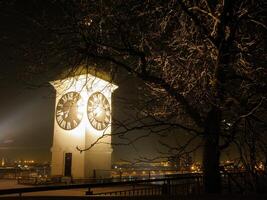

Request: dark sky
left=0, top=82, right=55, bottom=162
left=0, top=1, right=156, bottom=162
left=0, top=1, right=63, bottom=162
left=0, top=1, right=232, bottom=164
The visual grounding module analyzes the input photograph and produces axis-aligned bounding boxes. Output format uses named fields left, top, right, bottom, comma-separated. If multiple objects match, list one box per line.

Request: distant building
left=1, top=158, right=5, bottom=167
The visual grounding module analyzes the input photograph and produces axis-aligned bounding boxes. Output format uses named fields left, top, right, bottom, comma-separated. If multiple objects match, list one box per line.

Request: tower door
left=64, top=153, right=72, bottom=176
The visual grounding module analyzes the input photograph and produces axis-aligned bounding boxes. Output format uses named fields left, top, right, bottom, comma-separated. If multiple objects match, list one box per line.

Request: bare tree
left=233, top=102, right=267, bottom=192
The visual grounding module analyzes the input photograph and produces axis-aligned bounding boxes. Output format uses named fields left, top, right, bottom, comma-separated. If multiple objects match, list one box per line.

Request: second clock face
left=56, top=92, right=83, bottom=130
left=87, top=92, right=111, bottom=130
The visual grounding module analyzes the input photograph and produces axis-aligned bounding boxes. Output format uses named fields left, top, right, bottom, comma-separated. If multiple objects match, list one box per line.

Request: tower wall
left=50, top=74, right=117, bottom=178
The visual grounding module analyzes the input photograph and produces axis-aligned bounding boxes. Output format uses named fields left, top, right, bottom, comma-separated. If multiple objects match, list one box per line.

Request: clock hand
left=62, top=110, right=69, bottom=119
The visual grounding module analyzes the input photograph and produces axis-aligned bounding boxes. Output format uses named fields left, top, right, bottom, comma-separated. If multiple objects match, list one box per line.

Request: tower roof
left=54, top=65, right=114, bottom=83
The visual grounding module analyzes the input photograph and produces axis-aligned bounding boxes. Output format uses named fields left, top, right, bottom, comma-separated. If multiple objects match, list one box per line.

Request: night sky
left=0, top=0, right=162, bottom=162
left=0, top=1, right=70, bottom=162
left=0, top=1, right=235, bottom=164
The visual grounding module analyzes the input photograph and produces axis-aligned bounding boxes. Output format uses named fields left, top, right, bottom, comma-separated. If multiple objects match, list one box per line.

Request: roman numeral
left=57, top=103, right=63, bottom=108
left=92, top=119, right=97, bottom=127
left=66, top=122, right=71, bottom=129
left=97, top=123, right=102, bottom=130
left=67, top=92, right=73, bottom=100
left=73, top=119, right=78, bottom=126
left=57, top=115, right=63, bottom=124
left=56, top=110, right=63, bottom=116
left=61, top=120, right=66, bottom=128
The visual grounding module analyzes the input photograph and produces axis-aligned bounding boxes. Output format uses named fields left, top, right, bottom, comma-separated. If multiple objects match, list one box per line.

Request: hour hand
left=64, top=111, right=69, bottom=118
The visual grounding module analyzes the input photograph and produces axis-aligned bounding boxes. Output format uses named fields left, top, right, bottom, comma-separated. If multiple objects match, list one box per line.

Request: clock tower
left=50, top=73, right=117, bottom=178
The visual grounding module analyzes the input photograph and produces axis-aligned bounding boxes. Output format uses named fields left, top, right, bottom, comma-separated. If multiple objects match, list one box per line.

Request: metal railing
left=1, top=171, right=266, bottom=198
left=0, top=174, right=202, bottom=197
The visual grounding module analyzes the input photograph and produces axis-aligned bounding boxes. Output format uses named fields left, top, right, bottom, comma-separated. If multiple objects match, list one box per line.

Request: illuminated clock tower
left=50, top=73, right=117, bottom=178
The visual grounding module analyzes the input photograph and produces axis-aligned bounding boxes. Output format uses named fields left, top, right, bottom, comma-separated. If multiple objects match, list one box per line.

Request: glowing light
left=50, top=73, right=118, bottom=178
left=255, top=162, right=265, bottom=171
left=161, top=161, right=169, bottom=167
left=1, top=158, right=5, bottom=167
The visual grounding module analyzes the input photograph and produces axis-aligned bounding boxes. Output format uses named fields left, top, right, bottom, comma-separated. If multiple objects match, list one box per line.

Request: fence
left=221, top=171, right=267, bottom=193
left=0, top=174, right=202, bottom=198
left=0, top=172, right=266, bottom=199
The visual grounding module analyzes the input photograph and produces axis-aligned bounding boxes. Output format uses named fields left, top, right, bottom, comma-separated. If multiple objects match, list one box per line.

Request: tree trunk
left=203, top=106, right=222, bottom=193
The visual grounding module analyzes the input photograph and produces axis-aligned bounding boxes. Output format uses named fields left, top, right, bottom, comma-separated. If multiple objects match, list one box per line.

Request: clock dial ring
left=56, top=91, right=83, bottom=130
left=87, top=92, right=111, bottom=130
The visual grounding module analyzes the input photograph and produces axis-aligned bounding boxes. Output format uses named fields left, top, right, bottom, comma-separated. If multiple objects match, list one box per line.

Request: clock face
left=87, top=92, right=111, bottom=130
left=56, top=92, right=83, bottom=130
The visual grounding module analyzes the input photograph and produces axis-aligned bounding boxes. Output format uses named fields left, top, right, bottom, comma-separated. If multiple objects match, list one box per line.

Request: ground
left=0, top=180, right=266, bottom=199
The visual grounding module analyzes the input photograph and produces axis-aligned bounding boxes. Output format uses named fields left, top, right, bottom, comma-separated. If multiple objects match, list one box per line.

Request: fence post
left=228, top=173, right=232, bottom=193
left=18, top=192, right=22, bottom=200
left=132, top=184, right=135, bottom=195
left=85, top=187, right=93, bottom=195
left=162, top=179, right=170, bottom=195
left=196, top=176, right=201, bottom=194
